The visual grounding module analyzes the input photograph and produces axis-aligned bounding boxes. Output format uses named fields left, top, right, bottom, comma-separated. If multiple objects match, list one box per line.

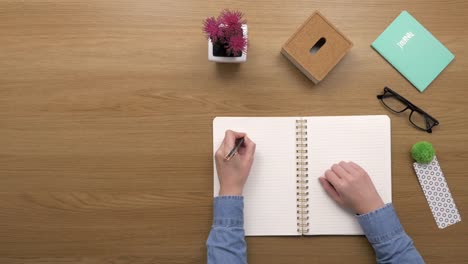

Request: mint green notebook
left=372, top=11, right=454, bottom=92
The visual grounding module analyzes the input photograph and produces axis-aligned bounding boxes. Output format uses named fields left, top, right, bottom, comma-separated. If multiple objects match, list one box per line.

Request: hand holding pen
left=215, top=130, right=256, bottom=196
left=224, top=137, right=245, bottom=160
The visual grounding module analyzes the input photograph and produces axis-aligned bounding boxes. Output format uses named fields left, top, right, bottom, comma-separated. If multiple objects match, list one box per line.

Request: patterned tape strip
left=413, top=156, right=461, bottom=229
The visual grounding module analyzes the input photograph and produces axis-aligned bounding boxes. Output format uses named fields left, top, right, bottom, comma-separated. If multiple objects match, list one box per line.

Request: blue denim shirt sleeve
left=207, top=199, right=424, bottom=264
left=207, top=196, right=246, bottom=264
left=357, top=203, right=425, bottom=264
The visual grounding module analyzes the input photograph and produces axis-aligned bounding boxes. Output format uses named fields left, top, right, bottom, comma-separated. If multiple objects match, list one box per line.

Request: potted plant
left=203, top=10, right=248, bottom=63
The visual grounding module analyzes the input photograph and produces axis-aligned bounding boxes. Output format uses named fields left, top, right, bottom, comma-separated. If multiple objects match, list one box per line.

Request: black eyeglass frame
left=377, top=87, right=439, bottom=133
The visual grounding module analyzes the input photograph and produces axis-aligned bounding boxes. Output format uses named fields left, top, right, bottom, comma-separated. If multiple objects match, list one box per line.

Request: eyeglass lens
left=409, top=111, right=435, bottom=131
left=380, top=93, right=408, bottom=112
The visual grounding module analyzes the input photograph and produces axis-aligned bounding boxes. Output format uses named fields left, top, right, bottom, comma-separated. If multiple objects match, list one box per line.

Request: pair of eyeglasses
left=377, top=87, right=439, bottom=133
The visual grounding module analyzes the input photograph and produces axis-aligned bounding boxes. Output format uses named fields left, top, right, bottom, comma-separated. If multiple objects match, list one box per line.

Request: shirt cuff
left=213, top=196, right=244, bottom=228
left=357, top=203, right=405, bottom=244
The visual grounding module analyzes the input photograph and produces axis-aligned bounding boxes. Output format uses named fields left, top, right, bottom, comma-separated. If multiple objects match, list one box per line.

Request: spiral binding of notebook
left=296, top=118, right=309, bottom=235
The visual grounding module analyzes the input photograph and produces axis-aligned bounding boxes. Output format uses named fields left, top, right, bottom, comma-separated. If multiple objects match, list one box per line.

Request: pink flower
left=221, top=25, right=242, bottom=41
left=203, top=17, right=222, bottom=42
left=218, top=9, right=245, bottom=40
left=226, top=35, right=247, bottom=56
left=203, top=9, right=247, bottom=56
left=218, top=9, right=245, bottom=27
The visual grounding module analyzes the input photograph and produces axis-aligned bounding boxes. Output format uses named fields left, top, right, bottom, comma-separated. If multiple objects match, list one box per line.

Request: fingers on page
left=319, top=177, right=342, bottom=204
left=339, top=161, right=358, bottom=175
left=349, top=161, right=366, bottom=174
left=324, top=169, right=341, bottom=187
left=331, top=164, right=349, bottom=179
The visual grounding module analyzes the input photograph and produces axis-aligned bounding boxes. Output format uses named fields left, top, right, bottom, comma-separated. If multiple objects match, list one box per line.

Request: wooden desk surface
left=1, top=0, right=467, bottom=263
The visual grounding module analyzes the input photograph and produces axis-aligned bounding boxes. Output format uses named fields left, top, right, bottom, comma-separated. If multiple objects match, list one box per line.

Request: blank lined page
left=213, top=117, right=298, bottom=236
left=306, top=115, right=391, bottom=235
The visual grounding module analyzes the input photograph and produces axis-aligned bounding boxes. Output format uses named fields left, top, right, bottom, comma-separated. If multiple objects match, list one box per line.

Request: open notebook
left=213, top=115, right=392, bottom=236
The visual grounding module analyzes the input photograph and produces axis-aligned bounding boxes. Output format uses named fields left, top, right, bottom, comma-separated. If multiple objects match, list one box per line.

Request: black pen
left=224, top=137, right=245, bottom=161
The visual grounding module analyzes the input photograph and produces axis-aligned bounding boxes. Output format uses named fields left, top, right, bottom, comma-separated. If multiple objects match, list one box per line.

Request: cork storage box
left=282, top=11, right=353, bottom=83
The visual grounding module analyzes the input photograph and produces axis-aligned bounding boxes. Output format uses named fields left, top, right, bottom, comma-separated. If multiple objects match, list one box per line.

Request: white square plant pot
left=208, top=24, right=247, bottom=63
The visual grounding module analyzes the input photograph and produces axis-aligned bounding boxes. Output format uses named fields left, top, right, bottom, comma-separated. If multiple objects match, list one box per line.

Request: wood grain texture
left=0, top=0, right=467, bottom=263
